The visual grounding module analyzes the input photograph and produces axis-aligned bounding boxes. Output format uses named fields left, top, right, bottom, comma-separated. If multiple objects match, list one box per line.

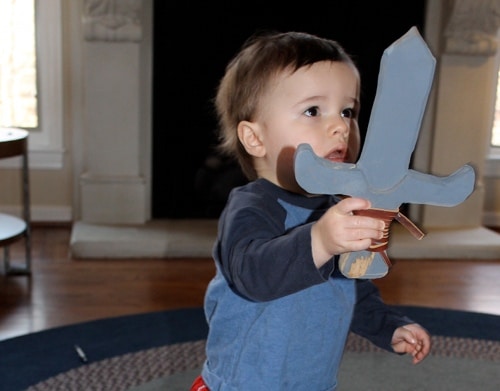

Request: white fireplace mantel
left=76, top=0, right=151, bottom=224
left=70, top=0, right=500, bottom=258
left=410, top=0, right=500, bottom=229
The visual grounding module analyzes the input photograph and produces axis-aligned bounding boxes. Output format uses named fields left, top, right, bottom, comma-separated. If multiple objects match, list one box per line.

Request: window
left=492, top=67, right=500, bottom=147
left=0, top=0, right=37, bottom=129
left=491, top=28, right=500, bottom=152
left=485, top=50, right=500, bottom=179
left=0, top=0, right=63, bottom=169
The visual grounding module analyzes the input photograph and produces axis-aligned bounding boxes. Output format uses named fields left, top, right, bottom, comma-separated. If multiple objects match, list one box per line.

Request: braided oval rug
left=25, top=334, right=500, bottom=391
left=2, top=306, right=499, bottom=391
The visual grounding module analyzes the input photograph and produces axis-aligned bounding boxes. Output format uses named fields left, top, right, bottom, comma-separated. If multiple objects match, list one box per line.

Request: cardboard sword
left=294, top=27, right=476, bottom=279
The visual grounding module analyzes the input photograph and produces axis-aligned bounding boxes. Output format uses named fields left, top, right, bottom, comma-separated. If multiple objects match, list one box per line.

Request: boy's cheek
left=347, top=132, right=360, bottom=162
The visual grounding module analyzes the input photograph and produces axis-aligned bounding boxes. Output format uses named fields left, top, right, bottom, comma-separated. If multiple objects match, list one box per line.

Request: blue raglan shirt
left=201, top=179, right=413, bottom=390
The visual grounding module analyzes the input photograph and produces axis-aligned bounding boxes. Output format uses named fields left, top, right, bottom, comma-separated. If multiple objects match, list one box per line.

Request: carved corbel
left=444, top=0, right=500, bottom=56
left=83, top=0, right=142, bottom=42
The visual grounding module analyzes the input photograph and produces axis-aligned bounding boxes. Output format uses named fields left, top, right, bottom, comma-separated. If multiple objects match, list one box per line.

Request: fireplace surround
left=70, top=0, right=500, bottom=258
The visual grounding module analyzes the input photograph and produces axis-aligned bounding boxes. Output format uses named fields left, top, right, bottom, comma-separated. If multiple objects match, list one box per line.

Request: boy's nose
left=329, top=118, right=349, bottom=139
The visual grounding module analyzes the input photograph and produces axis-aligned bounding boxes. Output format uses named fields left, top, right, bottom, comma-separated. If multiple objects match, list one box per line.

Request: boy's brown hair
left=215, top=31, right=357, bottom=180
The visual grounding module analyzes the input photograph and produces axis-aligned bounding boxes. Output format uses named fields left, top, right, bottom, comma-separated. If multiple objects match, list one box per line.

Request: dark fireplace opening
left=152, top=0, right=426, bottom=219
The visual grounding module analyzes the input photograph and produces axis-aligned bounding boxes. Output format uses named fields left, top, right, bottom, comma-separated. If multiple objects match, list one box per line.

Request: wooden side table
left=0, top=128, right=31, bottom=275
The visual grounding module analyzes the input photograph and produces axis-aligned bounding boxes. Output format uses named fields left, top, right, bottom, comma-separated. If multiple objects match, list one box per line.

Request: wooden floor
left=1, top=225, right=500, bottom=341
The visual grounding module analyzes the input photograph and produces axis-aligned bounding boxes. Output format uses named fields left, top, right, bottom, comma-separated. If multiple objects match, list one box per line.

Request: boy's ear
left=237, top=121, right=265, bottom=157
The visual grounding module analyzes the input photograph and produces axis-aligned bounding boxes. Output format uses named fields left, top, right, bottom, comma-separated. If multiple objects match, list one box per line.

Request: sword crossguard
left=294, top=27, right=476, bottom=279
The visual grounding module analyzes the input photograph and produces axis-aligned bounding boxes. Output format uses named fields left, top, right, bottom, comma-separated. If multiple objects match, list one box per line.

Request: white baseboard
left=0, top=205, right=72, bottom=222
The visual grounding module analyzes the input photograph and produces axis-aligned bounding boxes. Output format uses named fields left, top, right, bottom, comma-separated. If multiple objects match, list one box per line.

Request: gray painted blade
left=358, top=26, right=436, bottom=190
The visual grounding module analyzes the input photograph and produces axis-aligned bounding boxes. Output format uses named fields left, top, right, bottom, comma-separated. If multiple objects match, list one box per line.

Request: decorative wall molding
left=83, top=0, right=142, bottom=42
left=445, top=0, right=500, bottom=55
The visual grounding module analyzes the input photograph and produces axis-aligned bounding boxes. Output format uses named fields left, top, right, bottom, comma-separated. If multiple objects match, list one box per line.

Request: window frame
left=0, top=0, right=64, bottom=170
left=486, top=30, right=500, bottom=179
left=485, top=148, right=500, bottom=177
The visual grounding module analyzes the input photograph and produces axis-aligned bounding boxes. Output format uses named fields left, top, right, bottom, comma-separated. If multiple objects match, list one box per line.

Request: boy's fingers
left=336, top=197, right=371, bottom=215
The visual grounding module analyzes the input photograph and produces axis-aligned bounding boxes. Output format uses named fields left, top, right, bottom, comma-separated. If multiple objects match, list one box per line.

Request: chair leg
left=3, top=246, right=10, bottom=274
left=3, top=236, right=31, bottom=276
left=24, top=230, right=32, bottom=273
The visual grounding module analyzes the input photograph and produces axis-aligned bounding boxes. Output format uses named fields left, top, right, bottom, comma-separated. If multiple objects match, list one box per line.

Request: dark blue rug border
left=397, top=305, right=500, bottom=341
left=0, top=307, right=207, bottom=391
left=0, top=306, right=498, bottom=391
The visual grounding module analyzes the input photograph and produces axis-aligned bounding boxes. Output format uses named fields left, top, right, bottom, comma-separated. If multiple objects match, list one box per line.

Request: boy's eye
left=341, top=108, right=357, bottom=119
left=304, top=106, right=320, bottom=117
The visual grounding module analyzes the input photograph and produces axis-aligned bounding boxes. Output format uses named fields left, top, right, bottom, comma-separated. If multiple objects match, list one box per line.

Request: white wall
left=0, top=0, right=499, bottom=228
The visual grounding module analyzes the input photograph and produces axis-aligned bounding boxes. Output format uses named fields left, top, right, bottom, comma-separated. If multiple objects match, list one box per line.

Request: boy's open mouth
left=324, top=145, right=347, bottom=163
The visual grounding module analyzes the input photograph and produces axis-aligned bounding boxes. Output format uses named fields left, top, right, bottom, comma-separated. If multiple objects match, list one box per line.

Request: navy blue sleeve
left=214, top=191, right=334, bottom=302
left=350, top=279, right=414, bottom=352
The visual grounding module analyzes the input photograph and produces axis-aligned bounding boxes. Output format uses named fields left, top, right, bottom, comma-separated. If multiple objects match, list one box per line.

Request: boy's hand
left=311, top=197, right=385, bottom=267
left=391, top=323, right=432, bottom=364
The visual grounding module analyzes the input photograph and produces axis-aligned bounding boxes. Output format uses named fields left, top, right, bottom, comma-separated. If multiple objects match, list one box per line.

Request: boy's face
left=241, top=60, right=361, bottom=193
